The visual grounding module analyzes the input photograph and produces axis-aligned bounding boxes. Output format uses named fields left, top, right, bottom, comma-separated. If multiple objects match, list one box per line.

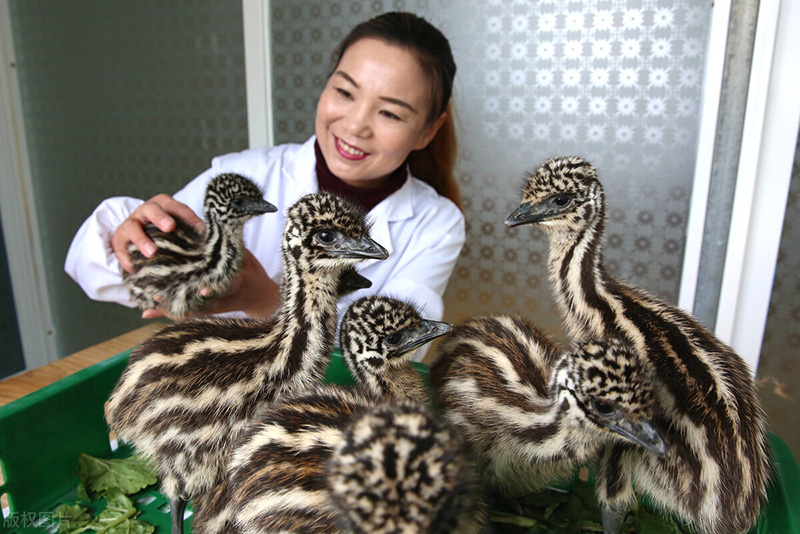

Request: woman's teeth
left=338, top=138, right=366, bottom=156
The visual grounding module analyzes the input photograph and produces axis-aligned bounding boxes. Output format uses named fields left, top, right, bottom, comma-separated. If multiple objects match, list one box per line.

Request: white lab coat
left=65, top=136, right=465, bottom=347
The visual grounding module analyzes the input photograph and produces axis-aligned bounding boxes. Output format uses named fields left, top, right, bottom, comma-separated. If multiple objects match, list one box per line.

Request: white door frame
left=0, top=0, right=59, bottom=369
left=717, top=0, right=800, bottom=370
left=242, top=0, right=273, bottom=149
left=680, top=0, right=800, bottom=373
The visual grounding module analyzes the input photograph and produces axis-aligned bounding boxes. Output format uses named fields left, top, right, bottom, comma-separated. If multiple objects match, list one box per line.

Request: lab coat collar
left=362, top=168, right=418, bottom=266
left=285, top=135, right=320, bottom=194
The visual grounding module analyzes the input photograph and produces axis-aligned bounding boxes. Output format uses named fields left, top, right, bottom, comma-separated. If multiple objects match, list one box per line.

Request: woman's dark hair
left=330, top=12, right=462, bottom=210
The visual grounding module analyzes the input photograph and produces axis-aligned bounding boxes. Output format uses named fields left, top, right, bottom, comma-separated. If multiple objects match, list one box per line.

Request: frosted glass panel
left=758, top=130, right=800, bottom=460
left=271, top=0, right=711, bottom=337
left=9, top=0, right=248, bottom=356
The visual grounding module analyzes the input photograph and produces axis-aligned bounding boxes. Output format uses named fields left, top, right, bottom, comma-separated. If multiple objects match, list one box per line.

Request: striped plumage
left=430, top=317, right=665, bottom=497
left=327, top=401, right=486, bottom=534
left=106, top=192, right=388, bottom=534
left=340, top=296, right=452, bottom=403
left=505, top=156, right=770, bottom=534
left=122, top=173, right=277, bottom=317
left=191, top=387, right=486, bottom=534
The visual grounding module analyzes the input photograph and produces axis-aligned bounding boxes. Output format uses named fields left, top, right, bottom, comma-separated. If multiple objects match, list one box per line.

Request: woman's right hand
left=111, top=194, right=206, bottom=273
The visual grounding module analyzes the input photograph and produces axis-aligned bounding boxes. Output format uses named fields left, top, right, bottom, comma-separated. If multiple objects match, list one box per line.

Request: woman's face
left=315, top=38, right=445, bottom=188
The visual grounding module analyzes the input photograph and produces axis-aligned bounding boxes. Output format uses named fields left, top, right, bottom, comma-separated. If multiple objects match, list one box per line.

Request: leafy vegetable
left=54, top=454, right=158, bottom=533
left=91, top=490, right=155, bottom=534
left=54, top=491, right=154, bottom=534
left=54, top=504, right=93, bottom=533
left=489, top=478, right=690, bottom=533
left=76, top=453, right=158, bottom=500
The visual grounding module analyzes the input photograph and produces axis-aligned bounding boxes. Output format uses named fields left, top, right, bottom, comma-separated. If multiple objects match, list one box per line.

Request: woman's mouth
left=335, top=136, right=368, bottom=160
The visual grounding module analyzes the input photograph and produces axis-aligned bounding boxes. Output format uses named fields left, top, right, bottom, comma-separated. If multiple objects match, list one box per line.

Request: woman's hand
left=141, top=249, right=281, bottom=320
left=111, top=194, right=206, bottom=273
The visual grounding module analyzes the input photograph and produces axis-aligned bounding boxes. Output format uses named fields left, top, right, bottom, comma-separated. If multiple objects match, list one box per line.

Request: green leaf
left=53, top=491, right=155, bottom=534
left=93, top=490, right=155, bottom=534
left=489, top=511, right=541, bottom=528
left=102, top=520, right=155, bottom=534
left=490, top=481, right=696, bottom=534
left=76, top=454, right=158, bottom=499
left=627, top=505, right=686, bottom=534
left=54, top=504, right=93, bottom=534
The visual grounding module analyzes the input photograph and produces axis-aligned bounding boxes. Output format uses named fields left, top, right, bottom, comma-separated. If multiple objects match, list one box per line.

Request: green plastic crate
left=0, top=348, right=797, bottom=533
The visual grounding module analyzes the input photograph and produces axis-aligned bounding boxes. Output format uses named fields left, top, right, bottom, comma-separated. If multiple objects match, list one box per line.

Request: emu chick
left=122, top=173, right=276, bottom=317
left=506, top=156, right=770, bottom=534
left=340, top=295, right=452, bottom=403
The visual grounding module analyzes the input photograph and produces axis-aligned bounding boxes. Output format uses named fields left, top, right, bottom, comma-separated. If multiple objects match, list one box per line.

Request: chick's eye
left=315, top=230, right=337, bottom=244
left=551, top=194, right=571, bottom=207
left=385, top=333, right=404, bottom=347
left=232, top=197, right=245, bottom=207
left=592, top=400, right=614, bottom=416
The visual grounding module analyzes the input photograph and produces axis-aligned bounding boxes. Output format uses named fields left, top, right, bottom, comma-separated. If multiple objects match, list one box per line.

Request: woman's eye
left=315, top=230, right=337, bottom=244
left=380, top=110, right=401, bottom=121
left=591, top=400, right=614, bottom=416
left=385, top=333, right=404, bottom=346
left=336, top=87, right=352, bottom=99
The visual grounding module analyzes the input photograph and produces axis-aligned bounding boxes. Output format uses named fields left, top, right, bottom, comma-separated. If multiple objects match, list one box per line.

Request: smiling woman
left=315, top=38, right=446, bottom=188
left=64, top=11, right=465, bottom=359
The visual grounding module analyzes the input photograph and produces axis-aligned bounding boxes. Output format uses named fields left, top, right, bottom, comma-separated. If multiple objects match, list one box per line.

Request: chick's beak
left=338, top=269, right=372, bottom=294
left=331, top=235, right=389, bottom=260
left=604, top=417, right=669, bottom=457
left=396, top=320, right=453, bottom=355
left=245, top=198, right=278, bottom=215
left=505, top=201, right=546, bottom=227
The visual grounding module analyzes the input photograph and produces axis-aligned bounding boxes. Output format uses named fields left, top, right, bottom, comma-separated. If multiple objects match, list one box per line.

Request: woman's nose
left=344, top=105, right=372, bottom=137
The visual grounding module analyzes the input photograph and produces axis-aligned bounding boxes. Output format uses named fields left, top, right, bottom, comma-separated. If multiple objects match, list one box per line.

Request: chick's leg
left=170, top=496, right=188, bottom=534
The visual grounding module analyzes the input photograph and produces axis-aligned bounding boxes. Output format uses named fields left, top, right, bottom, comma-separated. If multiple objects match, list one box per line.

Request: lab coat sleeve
left=64, top=196, right=144, bottom=307
left=380, top=204, right=466, bottom=322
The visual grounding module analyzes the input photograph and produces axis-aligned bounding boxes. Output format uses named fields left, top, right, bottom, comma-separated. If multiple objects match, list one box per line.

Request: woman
left=65, top=11, right=464, bottom=344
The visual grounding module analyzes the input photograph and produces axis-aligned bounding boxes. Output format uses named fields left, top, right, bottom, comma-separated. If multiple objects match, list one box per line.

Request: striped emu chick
left=327, top=401, right=486, bottom=534
left=106, top=192, right=388, bottom=534
left=430, top=317, right=665, bottom=496
left=122, top=173, right=277, bottom=317
left=340, top=296, right=452, bottom=403
left=191, top=387, right=486, bottom=534
left=506, top=156, right=770, bottom=534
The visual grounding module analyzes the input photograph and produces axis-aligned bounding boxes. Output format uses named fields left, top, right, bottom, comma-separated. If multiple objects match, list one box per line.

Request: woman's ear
left=414, top=112, right=448, bottom=150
